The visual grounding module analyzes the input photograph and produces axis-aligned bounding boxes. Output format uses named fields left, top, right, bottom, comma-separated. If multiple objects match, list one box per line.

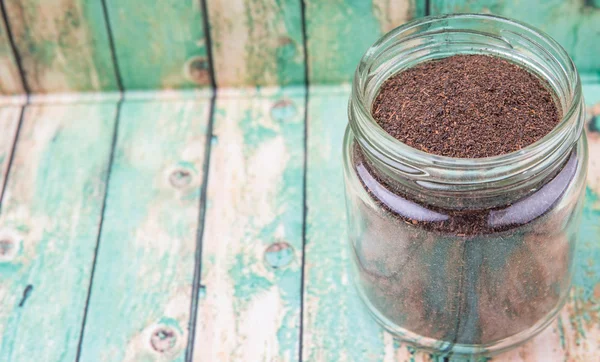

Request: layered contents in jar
left=349, top=54, right=583, bottom=345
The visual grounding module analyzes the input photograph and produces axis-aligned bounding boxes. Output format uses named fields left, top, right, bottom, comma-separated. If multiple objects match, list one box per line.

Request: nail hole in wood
left=270, top=99, right=297, bottom=122
left=185, top=56, right=210, bottom=85
left=199, top=284, right=207, bottom=299
left=277, top=36, right=296, bottom=59
left=589, top=103, right=600, bottom=133
left=589, top=115, right=600, bottom=133
left=264, top=241, right=294, bottom=269
left=0, top=239, right=13, bottom=257
left=169, top=169, right=192, bottom=189
left=150, top=326, right=177, bottom=353
left=0, top=230, right=19, bottom=262
left=278, top=36, right=294, bottom=46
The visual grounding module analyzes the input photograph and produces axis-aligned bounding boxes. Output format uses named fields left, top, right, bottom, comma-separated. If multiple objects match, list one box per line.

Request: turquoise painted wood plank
left=0, top=107, right=20, bottom=195
left=0, top=15, right=24, bottom=95
left=429, top=1, right=600, bottom=75
left=304, top=0, right=424, bottom=85
left=0, top=102, right=117, bottom=361
left=105, top=0, right=210, bottom=90
left=303, top=85, right=393, bottom=362
left=3, top=0, right=118, bottom=93
left=194, top=87, right=305, bottom=361
left=303, top=85, right=600, bottom=361
left=207, top=0, right=305, bottom=86
left=588, top=95, right=600, bottom=199
left=79, top=99, right=211, bottom=361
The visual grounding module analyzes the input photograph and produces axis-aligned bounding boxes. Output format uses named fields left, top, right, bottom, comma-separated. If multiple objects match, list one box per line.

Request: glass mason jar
left=343, top=14, right=587, bottom=356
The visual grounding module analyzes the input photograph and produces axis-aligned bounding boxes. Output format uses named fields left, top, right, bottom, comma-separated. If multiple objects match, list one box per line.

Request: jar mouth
left=349, top=14, right=585, bottom=207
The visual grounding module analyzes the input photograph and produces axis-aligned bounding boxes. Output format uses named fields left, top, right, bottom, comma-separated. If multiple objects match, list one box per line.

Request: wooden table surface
left=0, top=0, right=597, bottom=360
left=0, top=84, right=597, bottom=362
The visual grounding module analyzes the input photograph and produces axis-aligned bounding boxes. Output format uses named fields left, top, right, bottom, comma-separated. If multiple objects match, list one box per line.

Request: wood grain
left=429, top=0, right=600, bottom=75
left=0, top=103, right=117, bottom=361
left=302, top=85, right=600, bottom=361
left=3, top=0, right=118, bottom=93
left=194, top=87, right=305, bottom=361
left=303, top=86, right=391, bottom=361
left=206, top=0, right=305, bottom=87
left=78, top=99, right=210, bottom=362
left=0, top=107, right=21, bottom=196
left=0, top=15, right=24, bottom=95
left=587, top=93, right=600, bottom=196
left=304, top=0, right=423, bottom=85
left=104, top=0, right=210, bottom=90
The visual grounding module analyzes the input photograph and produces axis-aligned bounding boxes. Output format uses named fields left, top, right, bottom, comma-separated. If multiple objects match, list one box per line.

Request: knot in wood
left=169, top=168, right=192, bottom=189
left=591, top=115, right=600, bottom=133
left=278, top=36, right=294, bottom=46
left=264, top=241, right=294, bottom=269
left=150, top=326, right=177, bottom=353
left=185, top=56, right=210, bottom=85
left=270, top=99, right=296, bottom=122
left=0, top=230, right=19, bottom=262
left=589, top=103, right=600, bottom=133
left=0, top=239, right=13, bottom=256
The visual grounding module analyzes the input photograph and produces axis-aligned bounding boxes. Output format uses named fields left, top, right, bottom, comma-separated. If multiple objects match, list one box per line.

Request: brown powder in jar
left=371, top=54, right=560, bottom=158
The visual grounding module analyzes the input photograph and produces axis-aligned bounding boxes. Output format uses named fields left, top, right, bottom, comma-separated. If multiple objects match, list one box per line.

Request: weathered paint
left=78, top=99, right=210, bottom=362
left=27, top=91, right=121, bottom=105
left=206, top=0, right=305, bottom=86
left=587, top=100, right=600, bottom=196
left=3, top=0, right=118, bottom=93
left=430, top=0, right=600, bottom=76
left=122, top=88, right=211, bottom=102
left=0, top=0, right=597, bottom=90
left=303, top=85, right=391, bottom=361
left=0, top=15, right=24, bottom=95
left=0, top=103, right=117, bottom=361
left=194, top=87, right=305, bottom=361
left=303, top=85, right=600, bottom=361
left=104, top=0, right=210, bottom=90
left=304, top=0, right=423, bottom=85
left=0, top=107, right=21, bottom=195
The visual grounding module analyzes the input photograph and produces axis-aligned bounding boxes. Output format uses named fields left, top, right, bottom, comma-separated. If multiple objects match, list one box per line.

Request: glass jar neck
left=348, top=14, right=585, bottom=210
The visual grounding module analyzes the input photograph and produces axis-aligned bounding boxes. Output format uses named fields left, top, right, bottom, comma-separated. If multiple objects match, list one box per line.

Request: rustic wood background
left=0, top=0, right=597, bottom=93
left=0, top=1, right=598, bottom=361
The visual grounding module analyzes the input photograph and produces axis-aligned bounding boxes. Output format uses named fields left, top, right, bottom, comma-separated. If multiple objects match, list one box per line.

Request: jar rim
left=351, top=13, right=582, bottom=168
left=348, top=13, right=586, bottom=209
